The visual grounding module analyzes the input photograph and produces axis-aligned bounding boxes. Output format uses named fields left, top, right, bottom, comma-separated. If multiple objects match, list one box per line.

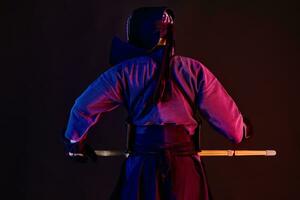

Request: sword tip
left=266, top=150, right=276, bottom=156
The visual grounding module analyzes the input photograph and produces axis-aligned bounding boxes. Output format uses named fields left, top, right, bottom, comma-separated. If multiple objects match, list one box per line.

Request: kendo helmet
left=126, top=7, right=175, bottom=50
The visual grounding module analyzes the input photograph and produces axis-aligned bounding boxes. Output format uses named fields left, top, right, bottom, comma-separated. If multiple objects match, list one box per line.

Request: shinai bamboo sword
left=94, top=150, right=277, bottom=157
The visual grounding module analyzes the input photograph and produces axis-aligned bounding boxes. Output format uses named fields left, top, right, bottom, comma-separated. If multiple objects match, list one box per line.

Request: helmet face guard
left=126, top=7, right=175, bottom=50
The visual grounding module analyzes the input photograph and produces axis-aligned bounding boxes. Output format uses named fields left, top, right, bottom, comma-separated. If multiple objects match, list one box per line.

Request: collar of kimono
left=109, top=36, right=165, bottom=66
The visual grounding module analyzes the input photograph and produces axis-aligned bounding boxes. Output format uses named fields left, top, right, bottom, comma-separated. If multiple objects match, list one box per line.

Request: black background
left=2, top=0, right=300, bottom=199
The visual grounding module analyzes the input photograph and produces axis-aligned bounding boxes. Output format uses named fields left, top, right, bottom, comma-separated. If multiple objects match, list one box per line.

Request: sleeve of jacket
left=196, top=62, right=244, bottom=143
left=64, top=66, right=124, bottom=142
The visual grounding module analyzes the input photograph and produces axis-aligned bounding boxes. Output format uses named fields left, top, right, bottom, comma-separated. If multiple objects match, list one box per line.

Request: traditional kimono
left=65, top=54, right=243, bottom=143
left=65, top=52, right=244, bottom=200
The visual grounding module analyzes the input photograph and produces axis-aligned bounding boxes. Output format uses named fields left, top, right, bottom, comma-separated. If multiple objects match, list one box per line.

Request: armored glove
left=63, top=135, right=97, bottom=163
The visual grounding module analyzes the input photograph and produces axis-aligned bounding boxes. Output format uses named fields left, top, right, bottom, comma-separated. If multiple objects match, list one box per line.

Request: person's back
left=63, top=7, right=246, bottom=200
left=87, top=54, right=243, bottom=142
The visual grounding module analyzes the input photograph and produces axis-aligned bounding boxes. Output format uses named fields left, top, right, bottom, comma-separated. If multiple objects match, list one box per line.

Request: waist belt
left=128, top=125, right=196, bottom=156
